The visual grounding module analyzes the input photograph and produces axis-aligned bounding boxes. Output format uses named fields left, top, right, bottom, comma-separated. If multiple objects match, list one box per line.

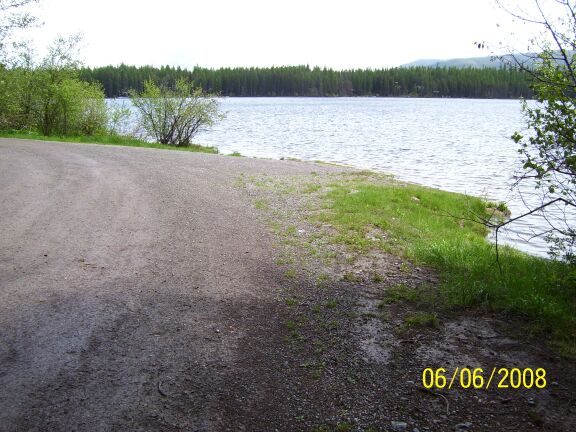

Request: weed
left=384, top=284, right=420, bottom=304
left=324, top=299, right=338, bottom=309
left=285, top=297, right=298, bottom=307
left=254, top=198, right=268, bottom=210
left=402, top=312, right=440, bottom=330
left=336, top=422, right=352, bottom=432
left=303, top=183, right=322, bottom=194
left=319, top=320, right=339, bottom=331
left=399, top=262, right=411, bottom=273
left=378, top=310, right=389, bottom=322
left=341, top=272, right=361, bottom=282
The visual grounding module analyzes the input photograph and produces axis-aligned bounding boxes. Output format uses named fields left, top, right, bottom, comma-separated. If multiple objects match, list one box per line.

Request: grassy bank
left=317, top=177, right=575, bottom=356
left=0, top=131, right=219, bottom=154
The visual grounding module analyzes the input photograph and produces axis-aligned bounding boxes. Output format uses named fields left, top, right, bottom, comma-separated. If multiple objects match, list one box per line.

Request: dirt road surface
left=0, top=139, right=341, bottom=431
left=1, top=139, right=574, bottom=432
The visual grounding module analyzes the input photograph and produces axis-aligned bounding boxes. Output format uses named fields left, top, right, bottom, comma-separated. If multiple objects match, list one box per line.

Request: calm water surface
left=115, top=97, right=571, bottom=257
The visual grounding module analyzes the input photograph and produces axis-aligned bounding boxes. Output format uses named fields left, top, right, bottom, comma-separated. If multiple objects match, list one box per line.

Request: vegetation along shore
left=80, top=64, right=532, bottom=98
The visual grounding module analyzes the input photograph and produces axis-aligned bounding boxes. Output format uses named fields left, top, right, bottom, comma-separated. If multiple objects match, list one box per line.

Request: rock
left=391, top=421, right=408, bottom=431
left=413, top=429, right=421, bottom=432
left=454, top=422, right=473, bottom=430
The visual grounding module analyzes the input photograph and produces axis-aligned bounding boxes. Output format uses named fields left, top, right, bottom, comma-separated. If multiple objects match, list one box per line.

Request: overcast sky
left=22, top=0, right=539, bottom=69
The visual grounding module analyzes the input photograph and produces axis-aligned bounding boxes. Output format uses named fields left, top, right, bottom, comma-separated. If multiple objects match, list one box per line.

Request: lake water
left=112, top=97, right=574, bottom=257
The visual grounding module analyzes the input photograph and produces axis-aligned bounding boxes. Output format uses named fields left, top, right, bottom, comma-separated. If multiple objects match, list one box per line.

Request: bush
left=36, top=76, right=107, bottom=136
left=0, top=36, right=108, bottom=137
left=129, top=78, right=222, bottom=146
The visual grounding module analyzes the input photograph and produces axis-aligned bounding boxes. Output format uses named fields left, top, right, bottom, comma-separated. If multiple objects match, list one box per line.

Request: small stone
left=391, top=421, right=407, bottom=431
left=454, top=422, right=473, bottom=430
left=406, top=380, right=415, bottom=385
left=411, top=196, right=420, bottom=202
left=413, top=429, right=420, bottom=432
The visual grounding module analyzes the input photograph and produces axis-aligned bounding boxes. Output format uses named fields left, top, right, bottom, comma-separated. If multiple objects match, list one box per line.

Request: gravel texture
left=0, top=138, right=574, bottom=432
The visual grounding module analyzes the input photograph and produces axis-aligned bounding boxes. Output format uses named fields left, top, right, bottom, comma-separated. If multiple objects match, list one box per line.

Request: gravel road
left=0, top=139, right=340, bottom=431
left=2, top=139, right=575, bottom=432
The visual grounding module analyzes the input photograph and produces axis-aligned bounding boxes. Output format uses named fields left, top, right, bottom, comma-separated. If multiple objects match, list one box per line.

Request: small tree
left=492, top=0, right=576, bottom=263
left=129, top=78, right=222, bottom=146
left=0, top=35, right=108, bottom=136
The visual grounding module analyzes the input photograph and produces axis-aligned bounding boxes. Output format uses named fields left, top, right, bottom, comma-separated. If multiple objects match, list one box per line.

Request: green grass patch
left=0, top=131, right=219, bottom=154
left=320, top=180, right=576, bottom=355
left=402, top=312, right=440, bottom=330
left=284, top=297, right=298, bottom=307
left=303, top=182, right=322, bottom=194
left=323, top=299, right=338, bottom=309
left=253, top=198, right=269, bottom=210
left=341, top=272, right=362, bottom=282
left=383, top=283, right=421, bottom=304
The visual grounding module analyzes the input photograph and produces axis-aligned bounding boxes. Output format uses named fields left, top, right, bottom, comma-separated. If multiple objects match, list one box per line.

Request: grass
left=285, top=297, right=298, bottom=307
left=402, top=312, right=440, bottom=330
left=382, top=283, right=422, bottom=304
left=323, top=299, right=338, bottom=309
left=319, top=179, right=576, bottom=356
left=0, top=130, right=219, bottom=154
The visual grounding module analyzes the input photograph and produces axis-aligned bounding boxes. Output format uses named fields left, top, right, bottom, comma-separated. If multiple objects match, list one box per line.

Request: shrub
left=129, top=78, right=222, bottom=146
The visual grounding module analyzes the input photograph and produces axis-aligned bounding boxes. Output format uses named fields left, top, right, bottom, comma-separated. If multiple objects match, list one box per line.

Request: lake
left=112, top=97, right=571, bottom=257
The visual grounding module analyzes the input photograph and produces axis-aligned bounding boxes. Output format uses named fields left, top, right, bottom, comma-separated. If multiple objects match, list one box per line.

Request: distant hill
left=402, top=51, right=574, bottom=69
left=402, top=55, right=510, bottom=69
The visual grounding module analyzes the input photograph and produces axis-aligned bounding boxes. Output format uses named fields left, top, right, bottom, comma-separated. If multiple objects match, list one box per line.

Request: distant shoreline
left=81, top=64, right=532, bottom=99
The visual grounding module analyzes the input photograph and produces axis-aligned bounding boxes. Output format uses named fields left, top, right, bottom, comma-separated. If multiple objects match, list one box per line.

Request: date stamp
left=422, top=367, right=547, bottom=390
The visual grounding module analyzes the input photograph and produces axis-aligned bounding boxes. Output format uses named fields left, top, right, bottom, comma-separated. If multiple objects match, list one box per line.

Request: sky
left=20, top=0, right=543, bottom=69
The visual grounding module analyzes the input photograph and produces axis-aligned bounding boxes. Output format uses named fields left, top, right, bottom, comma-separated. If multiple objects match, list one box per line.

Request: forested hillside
left=79, top=64, right=532, bottom=99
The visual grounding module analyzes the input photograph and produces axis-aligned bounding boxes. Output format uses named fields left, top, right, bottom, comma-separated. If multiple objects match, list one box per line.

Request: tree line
left=79, top=64, right=533, bottom=99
